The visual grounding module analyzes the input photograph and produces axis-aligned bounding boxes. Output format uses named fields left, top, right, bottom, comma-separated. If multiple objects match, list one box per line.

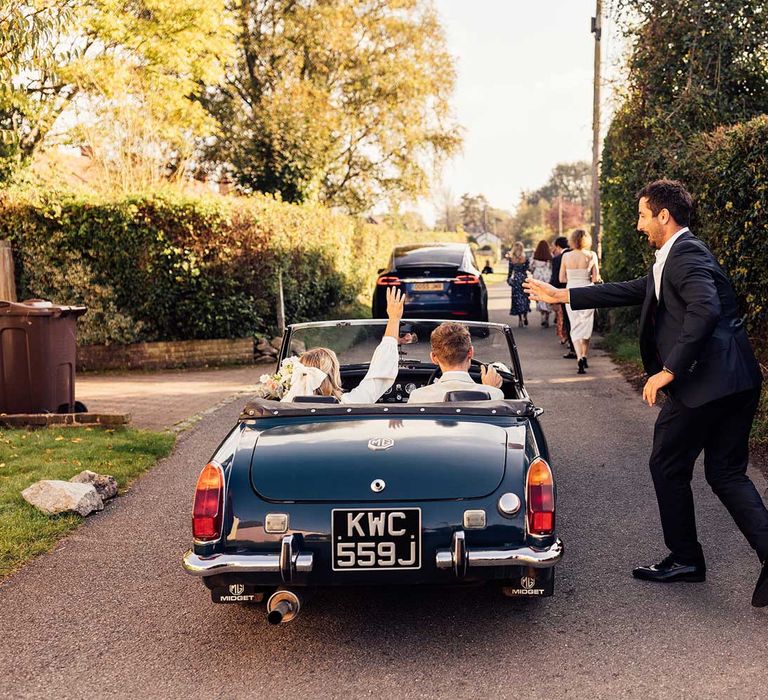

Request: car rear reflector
left=526, top=457, right=554, bottom=535
left=453, top=274, right=480, bottom=285
left=376, top=276, right=401, bottom=285
left=192, top=462, right=224, bottom=541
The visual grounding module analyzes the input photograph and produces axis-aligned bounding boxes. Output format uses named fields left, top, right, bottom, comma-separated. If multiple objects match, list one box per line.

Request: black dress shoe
left=752, top=561, right=768, bottom=607
left=562, top=351, right=577, bottom=359
left=632, top=554, right=706, bottom=583
left=577, top=357, right=586, bottom=374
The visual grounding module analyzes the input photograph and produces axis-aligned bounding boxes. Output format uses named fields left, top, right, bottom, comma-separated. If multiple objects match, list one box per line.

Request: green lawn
left=0, top=427, right=175, bottom=578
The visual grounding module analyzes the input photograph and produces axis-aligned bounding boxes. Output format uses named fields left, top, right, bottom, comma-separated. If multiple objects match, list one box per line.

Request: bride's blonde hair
left=298, top=347, right=343, bottom=400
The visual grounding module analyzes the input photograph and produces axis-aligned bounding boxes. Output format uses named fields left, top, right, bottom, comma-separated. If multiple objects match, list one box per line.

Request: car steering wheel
left=426, top=358, right=485, bottom=387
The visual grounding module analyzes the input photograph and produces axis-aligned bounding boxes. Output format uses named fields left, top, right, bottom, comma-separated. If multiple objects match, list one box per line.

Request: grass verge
left=0, top=426, right=175, bottom=579
left=598, top=329, right=768, bottom=480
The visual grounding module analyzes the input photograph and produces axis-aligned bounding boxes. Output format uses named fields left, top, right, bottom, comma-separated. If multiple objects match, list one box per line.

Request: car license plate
left=332, top=508, right=421, bottom=571
left=412, top=282, right=443, bottom=292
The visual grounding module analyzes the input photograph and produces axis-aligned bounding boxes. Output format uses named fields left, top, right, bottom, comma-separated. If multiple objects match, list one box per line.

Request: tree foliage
left=0, top=1, right=73, bottom=179
left=201, top=0, right=461, bottom=212
left=527, top=161, right=592, bottom=209
left=601, top=0, right=768, bottom=288
left=0, top=0, right=233, bottom=187
left=545, top=199, right=585, bottom=233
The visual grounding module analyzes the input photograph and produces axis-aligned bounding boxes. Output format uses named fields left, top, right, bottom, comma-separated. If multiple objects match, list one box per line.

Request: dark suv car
left=372, top=243, right=488, bottom=321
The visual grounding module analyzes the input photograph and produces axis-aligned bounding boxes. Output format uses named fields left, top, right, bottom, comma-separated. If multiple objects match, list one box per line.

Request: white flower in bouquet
left=256, top=356, right=303, bottom=399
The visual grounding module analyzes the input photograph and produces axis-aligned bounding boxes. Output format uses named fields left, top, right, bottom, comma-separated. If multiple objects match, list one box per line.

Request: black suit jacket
left=570, top=231, right=761, bottom=407
left=550, top=247, right=570, bottom=288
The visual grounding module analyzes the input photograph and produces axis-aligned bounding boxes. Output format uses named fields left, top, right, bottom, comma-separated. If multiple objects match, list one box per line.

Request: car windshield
left=286, top=320, right=517, bottom=376
left=392, top=245, right=465, bottom=267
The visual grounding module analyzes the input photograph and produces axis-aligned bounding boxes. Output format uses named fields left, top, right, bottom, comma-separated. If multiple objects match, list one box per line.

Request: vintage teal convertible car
left=182, top=320, right=563, bottom=623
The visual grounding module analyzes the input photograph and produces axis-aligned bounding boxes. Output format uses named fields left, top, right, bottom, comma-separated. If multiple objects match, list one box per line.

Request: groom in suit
left=524, top=179, right=768, bottom=607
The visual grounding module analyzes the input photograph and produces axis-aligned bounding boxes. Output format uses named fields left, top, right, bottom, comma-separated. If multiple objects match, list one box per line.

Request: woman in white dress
left=560, top=229, right=600, bottom=375
left=529, top=240, right=553, bottom=327
left=281, top=287, right=403, bottom=403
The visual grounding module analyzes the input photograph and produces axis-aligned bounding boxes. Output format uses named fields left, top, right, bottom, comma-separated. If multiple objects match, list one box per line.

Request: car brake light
left=527, top=458, right=554, bottom=535
left=376, top=276, right=401, bottom=286
left=192, top=462, right=224, bottom=541
left=454, top=274, right=480, bottom=285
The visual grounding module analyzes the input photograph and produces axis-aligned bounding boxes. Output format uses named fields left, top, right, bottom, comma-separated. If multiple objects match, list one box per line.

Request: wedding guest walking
left=550, top=236, right=576, bottom=357
left=524, top=179, right=768, bottom=607
left=560, top=229, right=599, bottom=374
left=507, top=241, right=529, bottom=327
left=529, top=240, right=553, bottom=327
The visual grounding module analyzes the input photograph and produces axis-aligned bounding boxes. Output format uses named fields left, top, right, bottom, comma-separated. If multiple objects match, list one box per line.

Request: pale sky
left=424, top=0, right=625, bottom=223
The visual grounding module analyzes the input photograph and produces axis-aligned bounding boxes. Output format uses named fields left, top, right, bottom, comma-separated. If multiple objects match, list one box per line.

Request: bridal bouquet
left=255, top=356, right=302, bottom=400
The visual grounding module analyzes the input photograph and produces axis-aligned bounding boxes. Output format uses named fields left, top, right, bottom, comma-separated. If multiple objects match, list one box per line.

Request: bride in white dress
left=560, top=229, right=600, bottom=375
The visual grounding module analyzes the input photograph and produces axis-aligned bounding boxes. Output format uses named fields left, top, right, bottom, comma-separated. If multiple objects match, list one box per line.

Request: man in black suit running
left=524, top=179, right=768, bottom=607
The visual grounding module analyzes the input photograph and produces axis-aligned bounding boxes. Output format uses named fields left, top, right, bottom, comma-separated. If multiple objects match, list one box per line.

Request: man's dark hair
left=554, top=236, right=569, bottom=248
left=636, top=179, right=693, bottom=227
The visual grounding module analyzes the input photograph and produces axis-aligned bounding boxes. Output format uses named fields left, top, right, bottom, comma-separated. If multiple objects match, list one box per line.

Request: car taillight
left=376, top=276, right=401, bottom=286
left=192, top=462, right=224, bottom=541
left=527, top=457, right=554, bottom=535
left=453, top=274, right=480, bottom=285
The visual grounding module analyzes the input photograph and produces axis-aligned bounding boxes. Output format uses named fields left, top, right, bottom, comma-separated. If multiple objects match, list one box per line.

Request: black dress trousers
left=649, top=386, right=768, bottom=565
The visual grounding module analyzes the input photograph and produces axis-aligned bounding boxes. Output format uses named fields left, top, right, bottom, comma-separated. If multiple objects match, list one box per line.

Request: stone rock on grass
left=21, top=480, right=104, bottom=516
left=69, top=470, right=118, bottom=500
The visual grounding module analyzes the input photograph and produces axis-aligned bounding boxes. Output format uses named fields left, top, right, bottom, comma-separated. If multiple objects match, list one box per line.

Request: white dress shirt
left=653, top=227, right=688, bottom=300
left=340, top=336, right=399, bottom=404
left=407, top=370, right=504, bottom=403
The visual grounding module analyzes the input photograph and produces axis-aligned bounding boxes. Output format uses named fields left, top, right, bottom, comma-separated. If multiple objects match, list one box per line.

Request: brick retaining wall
left=77, top=338, right=255, bottom=371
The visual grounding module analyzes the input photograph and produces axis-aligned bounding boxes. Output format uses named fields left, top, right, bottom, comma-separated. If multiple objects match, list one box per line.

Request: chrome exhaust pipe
left=267, top=588, right=302, bottom=624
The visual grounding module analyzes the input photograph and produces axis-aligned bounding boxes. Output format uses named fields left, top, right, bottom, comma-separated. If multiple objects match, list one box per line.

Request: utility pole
left=591, top=0, right=602, bottom=260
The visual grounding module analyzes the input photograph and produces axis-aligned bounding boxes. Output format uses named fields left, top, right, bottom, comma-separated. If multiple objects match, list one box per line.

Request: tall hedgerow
left=0, top=188, right=461, bottom=344
left=601, top=0, right=768, bottom=309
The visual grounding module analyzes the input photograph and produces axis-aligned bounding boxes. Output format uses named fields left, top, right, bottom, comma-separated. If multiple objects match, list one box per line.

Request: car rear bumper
left=183, top=535, right=313, bottom=582
left=182, top=535, right=563, bottom=583
left=435, top=532, right=563, bottom=578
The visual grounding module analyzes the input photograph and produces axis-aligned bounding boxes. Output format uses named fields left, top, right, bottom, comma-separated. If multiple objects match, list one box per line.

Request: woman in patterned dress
left=529, top=240, right=553, bottom=327
left=507, top=241, right=530, bottom=327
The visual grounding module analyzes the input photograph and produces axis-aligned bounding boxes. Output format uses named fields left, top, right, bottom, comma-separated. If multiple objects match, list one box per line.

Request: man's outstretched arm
left=524, top=276, right=648, bottom=309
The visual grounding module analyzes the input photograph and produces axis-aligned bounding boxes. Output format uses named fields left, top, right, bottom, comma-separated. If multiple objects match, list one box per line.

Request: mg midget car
left=182, top=319, right=563, bottom=624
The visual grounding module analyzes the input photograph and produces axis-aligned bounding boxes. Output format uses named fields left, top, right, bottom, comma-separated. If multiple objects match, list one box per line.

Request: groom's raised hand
left=523, top=278, right=567, bottom=305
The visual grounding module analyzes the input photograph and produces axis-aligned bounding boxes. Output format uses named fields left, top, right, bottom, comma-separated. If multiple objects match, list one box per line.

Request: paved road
left=76, top=364, right=271, bottom=431
left=1, top=283, right=766, bottom=699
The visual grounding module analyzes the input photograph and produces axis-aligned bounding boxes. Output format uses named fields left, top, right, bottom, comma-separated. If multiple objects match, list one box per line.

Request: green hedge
left=683, top=115, right=768, bottom=346
left=0, top=189, right=462, bottom=344
left=600, top=115, right=768, bottom=348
